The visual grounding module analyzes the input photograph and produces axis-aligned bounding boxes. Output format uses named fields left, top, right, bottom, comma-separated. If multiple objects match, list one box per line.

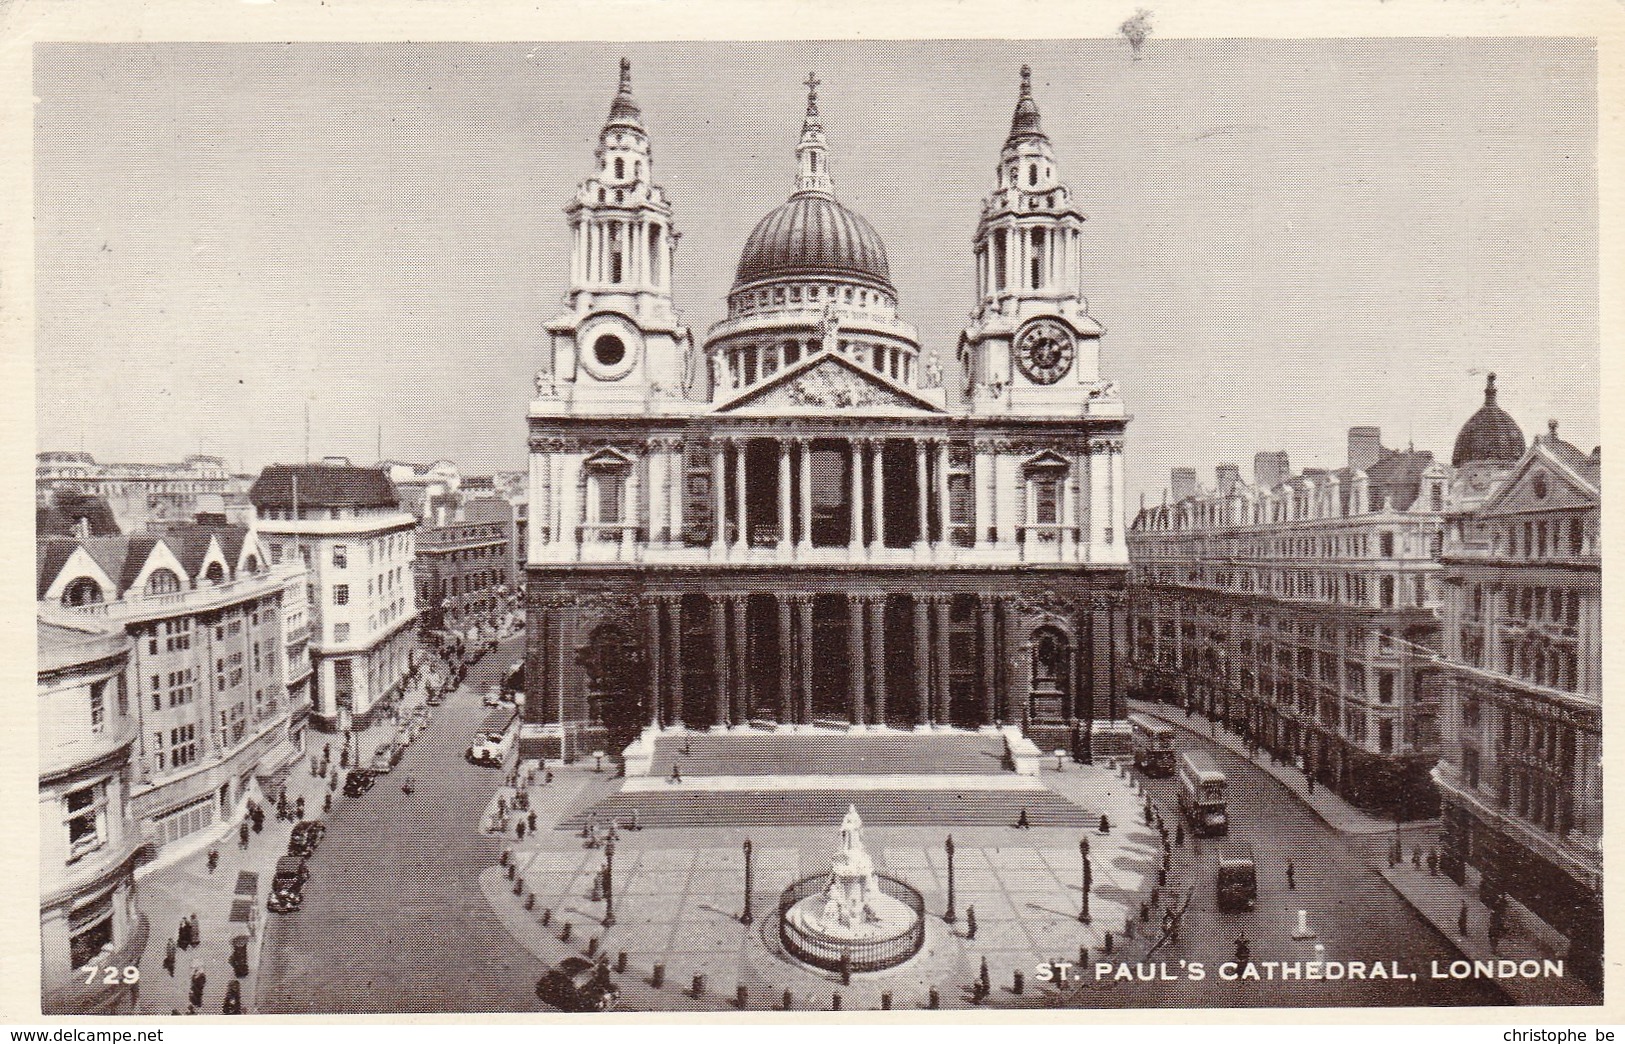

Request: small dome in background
left=1452, top=373, right=1526, bottom=467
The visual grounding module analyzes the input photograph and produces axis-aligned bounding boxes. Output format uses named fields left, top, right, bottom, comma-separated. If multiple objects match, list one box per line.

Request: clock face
left=1014, top=320, right=1076, bottom=386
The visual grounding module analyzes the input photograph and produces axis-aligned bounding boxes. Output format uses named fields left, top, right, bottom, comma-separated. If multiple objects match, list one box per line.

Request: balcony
left=41, top=562, right=305, bottom=627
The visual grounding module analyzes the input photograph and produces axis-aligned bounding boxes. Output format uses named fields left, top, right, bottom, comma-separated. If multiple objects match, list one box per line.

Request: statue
left=820, top=302, right=841, bottom=351
left=820, top=805, right=883, bottom=929
left=534, top=370, right=558, bottom=398
left=923, top=350, right=943, bottom=389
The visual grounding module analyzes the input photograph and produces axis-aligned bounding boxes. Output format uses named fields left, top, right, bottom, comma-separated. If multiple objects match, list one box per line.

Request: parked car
left=287, top=819, right=326, bottom=858
left=426, top=688, right=446, bottom=707
left=536, top=957, right=620, bottom=1012
left=482, top=684, right=506, bottom=708
left=268, top=854, right=309, bottom=913
left=342, top=768, right=377, bottom=797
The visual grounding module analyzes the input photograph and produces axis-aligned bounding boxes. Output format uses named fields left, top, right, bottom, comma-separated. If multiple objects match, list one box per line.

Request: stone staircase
left=557, top=786, right=1095, bottom=831
left=643, top=730, right=1010, bottom=777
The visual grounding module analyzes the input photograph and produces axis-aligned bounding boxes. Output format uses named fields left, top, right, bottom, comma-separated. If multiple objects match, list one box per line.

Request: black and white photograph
left=24, top=18, right=1605, bottom=1022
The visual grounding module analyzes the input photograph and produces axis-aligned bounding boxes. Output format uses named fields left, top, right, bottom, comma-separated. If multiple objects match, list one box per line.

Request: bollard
left=506, top=864, right=516, bottom=880
left=1149, top=886, right=1160, bottom=907
left=831, top=992, right=842, bottom=1011
left=559, top=922, right=572, bottom=943
left=928, top=987, right=940, bottom=1009
left=1103, top=931, right=1113, bottom=954
left=1099, top=814, right=1110, bottom=834
left=585, top=936, right=598, bottom=957
left=881, top=991, right=892, bottom=1010
left=513, top=879, right=523, bottom=895
left=500, top=848, right=510, bottom=866
left=541, top=907, right=552, bottom=926
left=692, top=973, right=706, bottom=999
left=1125, top=917, right=1136, bottom=939
left=524, top=893, right=535, bottom=911
left=782, top=988, right=793, bottom=1011
left=1159, top=867, right=1168, bottom=887
left=651, top=963, right=665, bottom=989
left=616, top=951, right=628, bottom=973
left=736, top=984, right=748, bottom=1009
left=1013, top=970, right=1024, bottom=995
left=1079, top=945, right=1089, bottom=966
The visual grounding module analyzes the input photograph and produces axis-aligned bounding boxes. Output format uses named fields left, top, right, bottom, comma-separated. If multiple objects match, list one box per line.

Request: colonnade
left=708, top=436, right=955, bottom=551
left=571, top=215, right=671, bottom=291
left=641, top=591, right=1013, bottom=729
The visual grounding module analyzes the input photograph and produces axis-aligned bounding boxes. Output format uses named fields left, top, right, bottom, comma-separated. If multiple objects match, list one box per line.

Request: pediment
left=1483, top=448, right=1598, bottom=516
left=715, top=351, right=946, bottom=415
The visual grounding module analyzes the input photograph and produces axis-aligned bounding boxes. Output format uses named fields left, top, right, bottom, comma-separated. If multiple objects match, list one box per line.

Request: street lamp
left=944, top=834, right=957, bottom=925
left=741, top=839, right=754, bottom=926
left=603, top=838, right=616, bottom=927
left=1078, top=837, right=1092, bottom=923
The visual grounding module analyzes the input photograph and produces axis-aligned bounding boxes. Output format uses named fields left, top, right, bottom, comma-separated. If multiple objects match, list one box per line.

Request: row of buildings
left=1125, top=375, right=1601, bottom=987
left=36, top=455, right=526, bottom=1012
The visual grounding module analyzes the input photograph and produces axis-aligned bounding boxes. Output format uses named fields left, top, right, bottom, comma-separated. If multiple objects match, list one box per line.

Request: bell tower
left=960, top=65, right=1110, bottom=418
left=540, top=58, right=691, bottom=412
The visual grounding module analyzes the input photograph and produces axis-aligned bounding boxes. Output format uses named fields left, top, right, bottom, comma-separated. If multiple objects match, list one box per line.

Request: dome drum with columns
left=523, top=62, right=1131, bottom=761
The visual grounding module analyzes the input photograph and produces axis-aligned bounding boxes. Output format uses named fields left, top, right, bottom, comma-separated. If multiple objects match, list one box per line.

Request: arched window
left=1028, top=163, right=1038, bottom=186
left=245, top=555, right=260, bottom=573
left=204, top=562, right=226, bottom=584
left=60, top=577, right=103, bottom=607
left=145, top=568, right=182, bottom=596
left=614, top=156, right=624, bottom=179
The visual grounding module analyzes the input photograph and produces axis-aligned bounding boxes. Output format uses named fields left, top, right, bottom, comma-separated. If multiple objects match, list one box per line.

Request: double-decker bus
left=1177, top=751, right=1229, bottom=837
left=1129, top=714, right=1177, bottom=776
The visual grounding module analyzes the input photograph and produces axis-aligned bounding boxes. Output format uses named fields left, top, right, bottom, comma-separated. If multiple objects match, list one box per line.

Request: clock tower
left=959, top=66, right=1111, bottom=418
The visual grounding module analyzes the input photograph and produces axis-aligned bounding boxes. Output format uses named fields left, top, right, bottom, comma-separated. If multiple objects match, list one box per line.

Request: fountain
left=778, top=806, right=925, bottom=972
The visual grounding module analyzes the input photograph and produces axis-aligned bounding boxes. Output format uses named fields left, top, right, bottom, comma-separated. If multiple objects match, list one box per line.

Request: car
left=271, top=855, right=309, bottom=898
left=266, top=887, right=303, bottom=914
left=482, top=685, right=505, bottom=707
left=287, top=819, right=326, bottom=857
left=370, top=747, right=396, bottom=773
left=536, top=957, right=620, bottom=1012
left=342, top=768, right=377, bottom=797
left=426, top=689, right=446, bottom=706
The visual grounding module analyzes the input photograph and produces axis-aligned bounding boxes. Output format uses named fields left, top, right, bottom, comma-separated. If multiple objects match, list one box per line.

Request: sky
left=33, top=39, right=1598, bottom=505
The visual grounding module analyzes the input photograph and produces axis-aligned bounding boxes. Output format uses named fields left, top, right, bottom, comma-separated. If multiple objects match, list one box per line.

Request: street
left=255, top=633, right=545, bottom=1013
left=1072, top=724, right=1506, bottom=1008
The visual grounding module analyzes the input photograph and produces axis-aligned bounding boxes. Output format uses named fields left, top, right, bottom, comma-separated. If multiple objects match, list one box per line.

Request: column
left=797, top=595, right=814, bottom=725
left=936, top=440, right=952, bottom=545
left=798, top=438, right=813, bottom=549
left=668, top=596, right=685, bottom=726
left=734, top=439, right=749, bottom=551
left=869, top=595, right=888, bottom=726
left=731, top=594, right=750, bottom=724
left=667, top=441, right=684, bottom=545
left=914, top=439, right=929, bottom=550
left=645, top=600, right=663, bottom=727
left=933, top=594, right=953, bottom=725
left=847, top=595, right=867, bottom=726
left=995, top=447, right=1018, bottom=545
left=870, top=438, right=886, bottom=549
left=711, top=441, right=727, bottom=553
left=711, top=596, right=729, bottom=727
left=1076, top=442, right=1091, bottom=562
left=777, top=439, right=792, bottom=552
left=647, top=445, right=667, bottom=545
left=973, top=441, right=991, bottom=548
left=849, top=440, right=865, bottom=551
left=776, top=595, right=793, bottom=723
left=979, top=597, right=998, bottom=726
left=561, top=449, right=582, bottom=554
left=913, top=597, right=931, bottom=726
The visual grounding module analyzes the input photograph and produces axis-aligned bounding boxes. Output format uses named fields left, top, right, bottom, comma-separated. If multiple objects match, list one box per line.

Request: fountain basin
left=777, top=874, right=925, bottom=973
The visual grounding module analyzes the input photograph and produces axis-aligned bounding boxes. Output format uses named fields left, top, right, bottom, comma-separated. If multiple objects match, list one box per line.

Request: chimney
left=1348, top=426, right=1383, bottom=472
left=1253, top=451, right=1290, bottom=489
left=1170, top=467, right=1198, bottom=503
left=1215, top=463, right=1241, bottom=495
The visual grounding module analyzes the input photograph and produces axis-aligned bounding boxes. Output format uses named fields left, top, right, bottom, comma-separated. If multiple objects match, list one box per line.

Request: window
left=145, top=568, right=182, bottom=596
left=333, top=545, right=348, bottom=568
left=169, top=724, right=198, bottom=767
left=88, top=681, right=106, bottom=733
left=333, top=584, right=349, bottom=606
left=65, top=783, right=105, bottom=860
left=1378, top=672, right=1394, bottom=704
left=1378, top=719, right=1393, bottom=754
left=1034, top=476, right=1060, bottom=524
left=68, top=892, right=115, bottom=971
left=1379, top=532, right=1394, bottom=557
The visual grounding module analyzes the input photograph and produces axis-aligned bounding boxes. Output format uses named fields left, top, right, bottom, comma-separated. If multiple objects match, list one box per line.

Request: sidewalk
left=130, top=711, right=401, bottom=1015
left=1127, top=699, right=1412, bottom=836
left=1379, top=863, right=1599, bottom=1006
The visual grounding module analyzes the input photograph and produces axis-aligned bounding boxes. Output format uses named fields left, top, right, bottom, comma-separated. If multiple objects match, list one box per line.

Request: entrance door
left=808, top=595, right=849, bottom=724
left=578, top=624, right=646, bottom=749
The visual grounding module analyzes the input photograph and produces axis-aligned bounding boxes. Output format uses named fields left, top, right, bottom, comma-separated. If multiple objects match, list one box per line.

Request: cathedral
left=521, top=60, right=1131, bottom=760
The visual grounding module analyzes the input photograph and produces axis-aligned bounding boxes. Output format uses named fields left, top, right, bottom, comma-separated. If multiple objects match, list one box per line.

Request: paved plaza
left=481, top=766, right=1161, bottom=1011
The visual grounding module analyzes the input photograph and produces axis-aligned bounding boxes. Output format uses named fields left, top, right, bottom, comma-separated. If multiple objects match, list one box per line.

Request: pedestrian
left=517, top=820, right=527, bottom=841
left=1286, top=860, right=1296, bottom=891
left=1457, top=901, right=1469, bottom=937
left=1016, top=807, right=1031, bottom=829
left=310, top=754, right=320, bottom=777
left=323, top=793, right=332, bottom=814
left=965, top=904, right=978, bottom=940
left=188, top=913, right=201, bottom=948
left=497, top=796, right=508, bottom=819
left=251, top=807, right=264, bottom=833
left=669, top=764, right=682, bottom=784
left=176, top=917, right=190, bottom=950
left=222, top=980, right=242, bottom=1015
left=239, top=820, right=250, bottom=850
left=1234, top=933, right=1251, bottom=965
left=528, top=810, right=537, bottom=834
left=1143, top=801, right=1153, bottom=826
left=1175, top=823, right=1184, bottom=848
left=206, top=848, right=219, bottom=874
left=323, top=742, right=332, bottom=762
left=330, top=770, right=339, bottom=792
left=545, top=770, right=555, bottom=785
left=189, top=965, right=206, bottom=1009
left=163, top=939, right=176, bottom=976
left=295, top=796, right=306, bottom=819
left=1412, top=847, right=1422, bottom=869
left=1428, top=849, right=1439, bottom=877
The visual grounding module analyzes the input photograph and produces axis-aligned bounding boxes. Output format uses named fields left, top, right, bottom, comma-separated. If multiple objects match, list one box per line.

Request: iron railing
left=776, top=873, right=924, bottom=974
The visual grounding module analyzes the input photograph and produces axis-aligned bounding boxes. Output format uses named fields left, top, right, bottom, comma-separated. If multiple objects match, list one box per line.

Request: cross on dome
left=795, top=71, right=834, bottom=196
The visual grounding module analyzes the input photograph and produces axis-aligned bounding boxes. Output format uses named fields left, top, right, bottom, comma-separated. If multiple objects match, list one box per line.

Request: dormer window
left=145, top=568, right=182, bottom=596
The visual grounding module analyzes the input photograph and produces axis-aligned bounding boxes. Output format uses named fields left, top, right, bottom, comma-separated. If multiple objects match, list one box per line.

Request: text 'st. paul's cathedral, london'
left=522, top=62, right=1130, bottom=759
